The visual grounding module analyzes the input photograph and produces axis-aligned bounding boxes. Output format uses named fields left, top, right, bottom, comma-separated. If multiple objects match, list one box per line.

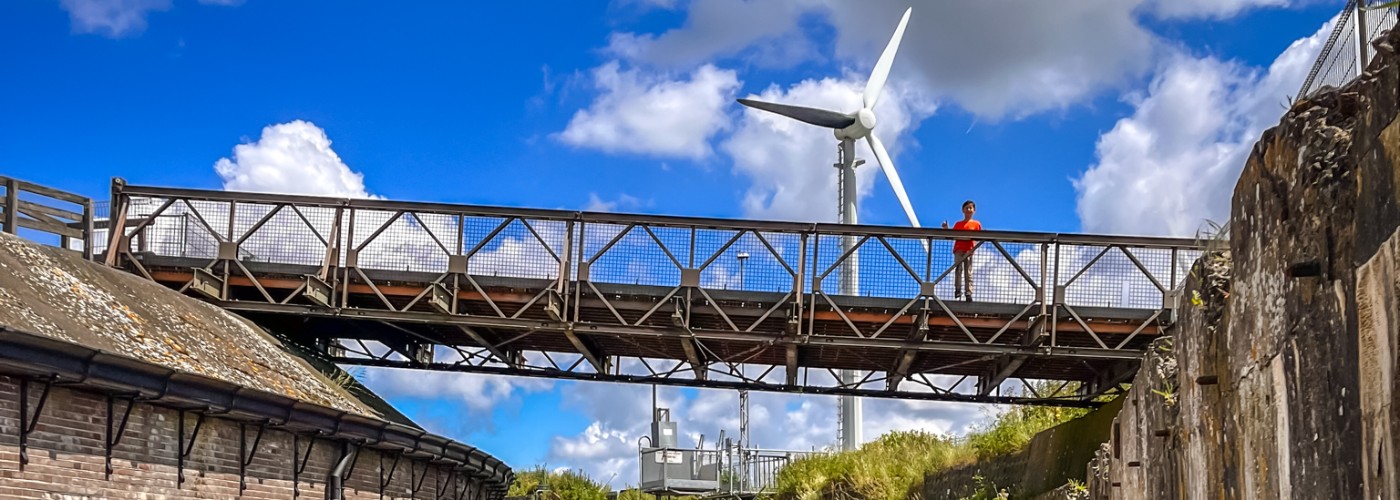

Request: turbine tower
left=737, top=7, right=919, bottom=452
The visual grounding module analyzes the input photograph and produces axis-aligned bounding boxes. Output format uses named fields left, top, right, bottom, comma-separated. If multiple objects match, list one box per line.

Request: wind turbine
left=736, top=7, right=919, bottom=452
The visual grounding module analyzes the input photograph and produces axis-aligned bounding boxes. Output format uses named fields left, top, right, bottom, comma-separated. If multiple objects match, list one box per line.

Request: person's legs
left=953, top=251, right=968, bottom=298
left=960, top=252, right=973, bottom=300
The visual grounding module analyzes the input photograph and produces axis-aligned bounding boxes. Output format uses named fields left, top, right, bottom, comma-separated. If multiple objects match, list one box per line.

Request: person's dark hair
left=962, top=200, right=976, bottom=210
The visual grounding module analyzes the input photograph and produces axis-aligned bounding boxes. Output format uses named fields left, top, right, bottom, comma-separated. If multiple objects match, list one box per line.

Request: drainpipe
left=326, top=441, right=355, bottom=500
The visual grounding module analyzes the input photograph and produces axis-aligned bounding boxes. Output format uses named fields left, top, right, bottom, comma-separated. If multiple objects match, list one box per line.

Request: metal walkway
left=94, top=180, right=1203, bottom=406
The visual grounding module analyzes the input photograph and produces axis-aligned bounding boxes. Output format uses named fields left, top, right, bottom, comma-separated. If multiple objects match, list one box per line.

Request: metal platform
left=98, top=181, right=1203, bottom=406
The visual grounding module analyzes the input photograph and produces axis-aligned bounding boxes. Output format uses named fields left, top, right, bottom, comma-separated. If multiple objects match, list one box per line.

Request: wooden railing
left=0, top=175, right=96, bottom=259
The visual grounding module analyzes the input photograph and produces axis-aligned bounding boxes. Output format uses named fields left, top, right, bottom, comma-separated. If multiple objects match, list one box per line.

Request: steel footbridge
left=19, top=178, right=1203, bottom=407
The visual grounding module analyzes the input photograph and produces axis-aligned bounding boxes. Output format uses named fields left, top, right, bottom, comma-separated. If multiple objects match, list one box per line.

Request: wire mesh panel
left=695, top=229, right=801, bottom=293
left=1299, top=0, right=1397, bottom=98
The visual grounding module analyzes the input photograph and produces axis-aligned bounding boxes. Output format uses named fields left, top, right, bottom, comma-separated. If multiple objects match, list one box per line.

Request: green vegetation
left=506, top=467, right=693, bottom=500
left=507, top=390, right=1094, bottom=500
left=771, top=401, right=1089, bottom=500
left=773, top=430, right=973, bottom=499
left=965, top=405, right=1090, bottom=461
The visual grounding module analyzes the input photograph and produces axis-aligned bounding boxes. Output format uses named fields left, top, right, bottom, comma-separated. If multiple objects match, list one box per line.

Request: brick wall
left=0, top=376, right=493, bottom=499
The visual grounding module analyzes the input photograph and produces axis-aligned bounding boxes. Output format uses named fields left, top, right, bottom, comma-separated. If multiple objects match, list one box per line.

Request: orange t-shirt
left=952, top=219, right=982, bottom=253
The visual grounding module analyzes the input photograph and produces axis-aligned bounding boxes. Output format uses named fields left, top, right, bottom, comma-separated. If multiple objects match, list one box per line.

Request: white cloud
left=605, top=0, right=822, bottom=69
left=601, top=1, right=1303, bottom=119
left=358, top=364, right=553, bottom=415
left=1148, top=0, right=1291, bottom=19
left=822, top=1, right=1158, bottom=119
left=722, top=76, right=935, bottom=222
left=1073, top=19, right=1329, bottom=237
left=584, top=193, right=642, bottom=212
left=58, top=0, right=241, bottom=38
left=213, top=120, right=376, bottom=198
left=59, top=0, right=170, bottom=37
left=558, top=62, right=741, bottom=159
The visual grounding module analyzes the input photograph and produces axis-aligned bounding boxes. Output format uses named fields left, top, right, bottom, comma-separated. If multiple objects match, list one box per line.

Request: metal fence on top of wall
left=1298, top=0, right=1399, bottom=98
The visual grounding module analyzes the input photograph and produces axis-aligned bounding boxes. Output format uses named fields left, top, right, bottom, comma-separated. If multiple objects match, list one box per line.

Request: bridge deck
left=102, top=183, right=1203, bottom=406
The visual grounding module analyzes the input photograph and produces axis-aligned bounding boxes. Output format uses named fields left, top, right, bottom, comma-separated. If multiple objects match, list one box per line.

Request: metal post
left=1357, top=0, right=1370, bottom=74
left=836, top=137, right=861, bottom=451
left=739, top=389, right=750, bottom=491
left=737, top=251, right=749, bottom=289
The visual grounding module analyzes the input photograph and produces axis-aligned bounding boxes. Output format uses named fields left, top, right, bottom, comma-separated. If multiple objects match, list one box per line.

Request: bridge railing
left=101, top=182, right=1203, bottom=364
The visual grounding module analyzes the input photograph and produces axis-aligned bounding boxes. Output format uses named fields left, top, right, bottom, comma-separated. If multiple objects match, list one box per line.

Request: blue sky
left=0, top=0, right=1346, bottom=485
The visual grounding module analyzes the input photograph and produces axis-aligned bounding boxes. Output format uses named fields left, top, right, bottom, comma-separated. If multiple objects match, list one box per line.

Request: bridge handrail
left=116, top=182, right=1205, bottom=250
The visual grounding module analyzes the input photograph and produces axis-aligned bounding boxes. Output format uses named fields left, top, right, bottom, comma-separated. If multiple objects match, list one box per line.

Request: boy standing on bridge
left=942, top=200, right=981, bottom=301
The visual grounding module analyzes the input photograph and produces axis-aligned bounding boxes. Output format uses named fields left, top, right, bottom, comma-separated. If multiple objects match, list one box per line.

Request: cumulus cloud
left=1147, top=0, right=1291, bottom=19
left=558, top=62, right=741, bottom=159
left=722, top=76, right=935, bottom=221
left=1073, top=19, right=1329, bottom=236
left=59, top=0, right=240, bottom=38
left=606, top=0, right=822, bottom=69
left=602, top=0, right=1303, bottom=119
left=584, top=193, right=642, bottom=212
left=543, top=369, right=984, bottom=486
left=213, top=120, right=376, bottom=198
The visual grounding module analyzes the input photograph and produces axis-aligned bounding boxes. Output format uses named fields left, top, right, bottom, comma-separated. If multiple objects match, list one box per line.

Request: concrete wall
left=0, top=375, right=489, bottom=499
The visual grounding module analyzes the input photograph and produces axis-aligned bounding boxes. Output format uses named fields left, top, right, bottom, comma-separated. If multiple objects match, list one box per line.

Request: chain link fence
left=1299, top=0, right=1399, bottom=98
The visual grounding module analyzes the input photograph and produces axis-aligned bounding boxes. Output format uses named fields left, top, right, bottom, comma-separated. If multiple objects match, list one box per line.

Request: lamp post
left=736, top=252, right=749, bottom=289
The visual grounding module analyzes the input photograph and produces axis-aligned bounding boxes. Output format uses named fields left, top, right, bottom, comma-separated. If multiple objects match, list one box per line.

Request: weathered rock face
left=1087, top=27, right=1400, bottom=499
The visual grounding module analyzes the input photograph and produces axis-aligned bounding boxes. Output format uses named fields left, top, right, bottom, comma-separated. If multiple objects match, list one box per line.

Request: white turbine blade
left=867, top=134, right=920, bottom=228
left=863, top=7, right=912, bottom=110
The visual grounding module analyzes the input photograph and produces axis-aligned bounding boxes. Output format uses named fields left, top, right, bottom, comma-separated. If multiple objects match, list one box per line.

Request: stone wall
left=0, top=375, right=488, bottom=499
left=1086, top=27, right=1400, bottom=499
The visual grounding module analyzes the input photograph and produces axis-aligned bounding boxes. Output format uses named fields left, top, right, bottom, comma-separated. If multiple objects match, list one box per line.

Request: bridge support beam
left=785, top=344, right=799, bottom=386
left=680, top=337, right=707, bottom=381
left=887, top=303, right=931, bottom=391
left=562, top=327, right=610, bottom=374
left=453, top=325, right=516, bottom=369
left=978, top=315, right=1048, bottom=396
left=1081, top=359, right=1139, bottom=400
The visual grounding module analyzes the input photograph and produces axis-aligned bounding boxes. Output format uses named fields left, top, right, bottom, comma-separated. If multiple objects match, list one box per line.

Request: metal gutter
left=0, top=326, right=513, bottom=496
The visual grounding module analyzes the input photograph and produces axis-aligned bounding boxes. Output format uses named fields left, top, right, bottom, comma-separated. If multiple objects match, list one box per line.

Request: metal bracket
left=436, top=467, right=451, bottom=498
left=303, top=274, right=334, bottom=307
left=218, top=241, right=240, bottom=260
left=18, top=378, right=54, bottom=470
left=428, top=282, right=453, bottom=314
left=411, top=460, right=431, bottom=497
left=448, top=254, right=469, bottom=274
left=680, top=268, right=701, bottom=287
left=545, top=288, right=564, bottom=321
left=177, top=411, right=206, bottom=488
left=342, top=442, right=362, bottom=481
left=105, top=395, right=137, bottom=479
left=293, top=435, right=317, bottom=498
left=380, top=452, right=403, bottom=496
left=670, top=296, right=688, bottom=328
left=190, top=267, right=225, bottom=300
left=239, top=421, right=268, bottom=494
left=456, top=474, right=470, bottom=500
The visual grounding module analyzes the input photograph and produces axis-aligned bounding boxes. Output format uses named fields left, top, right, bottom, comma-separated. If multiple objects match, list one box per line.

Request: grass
left=772, top=391, right=1090, bottom=500
left=507, top=467, right=695, bottom=500
left=508, top=387, right=1092, bottom=500
left=773, top=431, right=974, bottom=500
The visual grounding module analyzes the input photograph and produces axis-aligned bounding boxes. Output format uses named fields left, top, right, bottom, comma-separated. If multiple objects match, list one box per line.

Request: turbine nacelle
left=835, top=108, right=877, bottom=140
